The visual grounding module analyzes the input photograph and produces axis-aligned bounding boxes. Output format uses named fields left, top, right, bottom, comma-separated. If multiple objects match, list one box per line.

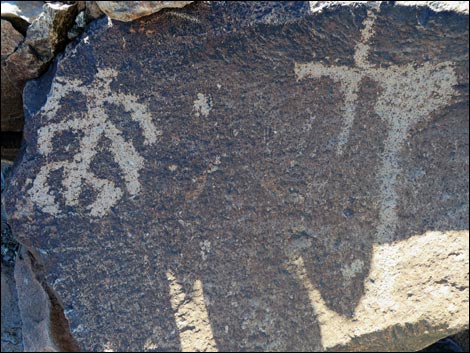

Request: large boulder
left=5, top=1, right=469, bottom=351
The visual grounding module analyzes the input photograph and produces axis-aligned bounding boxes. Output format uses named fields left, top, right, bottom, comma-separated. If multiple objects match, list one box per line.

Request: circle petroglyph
left=28, top=68, right=159, bottom=217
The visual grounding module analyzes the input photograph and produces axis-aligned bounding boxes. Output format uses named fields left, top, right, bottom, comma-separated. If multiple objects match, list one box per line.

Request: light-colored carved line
left=296, top=20, right=458, bottom=244
left=354, top=10, right=377, bottom=69
left=31, top=68, right=160, bottom=217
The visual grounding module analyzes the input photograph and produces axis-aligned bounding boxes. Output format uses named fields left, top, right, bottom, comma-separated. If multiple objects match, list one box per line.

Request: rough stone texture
left=96, top=1, right=193, bottom=21
left=14, top=250, right=57, bottom=352
left=1, top=1, right=78, bottom=144
left=5, top=1, right=469, bottom=352
left=68, top=2, right=105, bottom=41
left=2, top=160, right=17, bottom=265
left=24, top=2, right=78, bottom=63
left=1, top=19, right=26, bottom=132
left=1, top=160, right=23, bottom=352
left=83, top=1, right=104, bottom=21
left=13, top=248, right=81, bottom=352
left=1, top=265, right=23, bottom=352
left=1, top=19, right=23, bottom=55
left=1, top=1, right=45, bottom=34
left=451, top=330, right=469, bottom=352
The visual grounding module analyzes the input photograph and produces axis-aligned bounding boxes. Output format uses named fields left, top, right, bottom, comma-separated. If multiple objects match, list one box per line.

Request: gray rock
left=1, top=20, right=25, bottom=133
left=1, top=160, right=17, bottom=266
left=67, top=2, right=104, bottom=40
left=1, top=1, right=45, bottom=34
left=1, top=160, right=23, bottom=353
left=83, top=1, right=104, bottom=21
left=0, top=19, right=23, bottom=56
left=1, top=265, right=23, bottom=352
left=5, top=1, right=469, bottom=351
left=25, top=2, right=78, bottom=62
left=1, top=1, right=78, bottom=140
left=96, top=1, right=193, bottom=21
left=14, top=249, right=80, bottom=352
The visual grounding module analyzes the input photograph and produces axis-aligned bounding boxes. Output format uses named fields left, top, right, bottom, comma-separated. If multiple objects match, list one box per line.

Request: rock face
left=1, top=19, right=26, bottom=133
left=1, top=1, right=45, bottom=34
left=96, top=1, right=193, bottom=21
left=1, top=160, right=23, bottom=352
left=1, top=1, right=80, bottom=150
left=5, top=2, right=469, bottom=351
left=1, top=265, right=23, bottom=352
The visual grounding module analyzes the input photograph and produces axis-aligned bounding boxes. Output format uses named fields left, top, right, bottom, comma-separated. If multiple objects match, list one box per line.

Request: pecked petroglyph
left=29, top=68, right=159, bottom=217
left=193, top=93, right=213, bottom=118
left=295, top=10, right=458, bottom=243
left=6, top=2, right=467, bottom=351
left=292, top=10, right=461, bottom=343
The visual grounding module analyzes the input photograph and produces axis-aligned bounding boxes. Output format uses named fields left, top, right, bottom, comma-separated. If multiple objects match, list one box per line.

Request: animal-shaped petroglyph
left=295, top=9, right=458, bottom=243
left=29, top=68, right=159, bottom=217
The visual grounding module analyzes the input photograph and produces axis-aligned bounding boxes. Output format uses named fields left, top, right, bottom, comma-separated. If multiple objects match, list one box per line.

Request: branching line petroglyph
left=295, top=9, right=457, bottom=243
left=291, top=9, right=459, bottom=348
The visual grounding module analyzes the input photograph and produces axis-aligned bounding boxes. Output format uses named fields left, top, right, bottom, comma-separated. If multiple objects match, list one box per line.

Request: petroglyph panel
left=295, top=8, right=459, bottom=244
left=5, top=2, right=469, bottom=352
left=28, top=68, right=159, bottom=217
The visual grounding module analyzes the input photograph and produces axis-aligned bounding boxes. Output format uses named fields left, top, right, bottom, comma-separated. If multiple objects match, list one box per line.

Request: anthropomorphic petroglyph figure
left=29, top=68, right=159, bottom=217
left=295, top=9, right=457, bottom=243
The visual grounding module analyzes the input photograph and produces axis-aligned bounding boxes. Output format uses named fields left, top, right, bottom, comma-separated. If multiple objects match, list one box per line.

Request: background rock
left=1, top=1, right=91, bottom=160
left=451, top=331, right=469, bottom=352
left=1, top=1, right=45, bottom=34
left=5, top=1, right=470, bottom=351
left=96, top=1, right=193, bottom=21
left=1, top=160, right=23, bottom=353
left=1, top=19, right=26, bottom=133
left=24, top=2, right=77, bottom=62
left=1, top=160, right=17, bottom=266
left=14, top=250, right=57, bottom=352
left=1, top=19, right=23, bottom=55
left=1, top=265, right=23, bottom=352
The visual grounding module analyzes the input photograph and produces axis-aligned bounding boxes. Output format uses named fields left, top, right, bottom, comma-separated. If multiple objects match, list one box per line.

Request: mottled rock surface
left=96, top=1, right=193, bottom=21
left=1, top=160, right=17, bottom=265
left=1, top=160, right=22, bottom=352
left=14, top=248, right=80, bottom=352
left=5, top=1, right=469, bottom=351
left=1, top=19, right=26, bottom=133
left=1, top=1, right=45, bottom=34
left=1, top=265, right=23, bottom=352
left=1, top=1, right=79, bottom=159
left=24, top=2, right=78, bottom=63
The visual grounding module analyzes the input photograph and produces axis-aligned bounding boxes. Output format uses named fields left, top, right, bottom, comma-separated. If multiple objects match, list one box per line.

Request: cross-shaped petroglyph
left=295, top=9, right=458, bottom=243
left=29, top=68, right=159, bottom=217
